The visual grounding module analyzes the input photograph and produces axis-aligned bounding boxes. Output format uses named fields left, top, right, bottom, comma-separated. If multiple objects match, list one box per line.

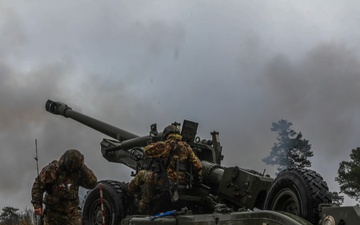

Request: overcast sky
left=1, top=0, right=360, bottom=211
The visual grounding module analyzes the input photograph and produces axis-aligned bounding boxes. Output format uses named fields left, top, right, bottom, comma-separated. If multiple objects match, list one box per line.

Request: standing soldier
left=31, top=149, right=97, bottom=225
left=128, top=124, right=202, bottom=212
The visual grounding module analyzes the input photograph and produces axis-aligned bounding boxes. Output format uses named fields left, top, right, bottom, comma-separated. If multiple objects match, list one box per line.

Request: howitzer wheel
left=264, top=168, right=331, bottom=224
left=82, top=180, right=128, bottom=225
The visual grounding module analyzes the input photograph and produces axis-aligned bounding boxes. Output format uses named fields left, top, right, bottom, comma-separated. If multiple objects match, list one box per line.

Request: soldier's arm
left=31, top=176, right=44, bottom=209
left=188, top=147, right=203, bottom=181
left=31, top=166, right=51, bottom=209
left=79, top=164, right=98, bottom=189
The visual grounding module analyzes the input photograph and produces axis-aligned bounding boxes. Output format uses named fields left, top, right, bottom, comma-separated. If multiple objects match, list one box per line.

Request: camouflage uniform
left=31, top=149, right=97, bottom=225
left=128, top=132, right=202, bottom=211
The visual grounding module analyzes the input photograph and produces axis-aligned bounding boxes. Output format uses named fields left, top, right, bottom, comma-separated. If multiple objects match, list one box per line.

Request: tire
left=264, top=168, right=331, bottom=224
left=82, top=180, right=128, bottom=225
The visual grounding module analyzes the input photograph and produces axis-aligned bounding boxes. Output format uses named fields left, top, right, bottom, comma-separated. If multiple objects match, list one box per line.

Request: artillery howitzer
left=46, top=100, right=341, bottom=225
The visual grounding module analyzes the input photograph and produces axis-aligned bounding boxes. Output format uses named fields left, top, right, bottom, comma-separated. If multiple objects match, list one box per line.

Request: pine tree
left=0, top=206, right=20, bottom=225
left=336, top=147, right=360, bottom=201
left=263, top=119, right=313, bottom=173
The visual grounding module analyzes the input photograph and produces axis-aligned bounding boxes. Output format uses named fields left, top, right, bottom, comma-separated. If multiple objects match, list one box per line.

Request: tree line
left=3, top=118, right=360, bottom=223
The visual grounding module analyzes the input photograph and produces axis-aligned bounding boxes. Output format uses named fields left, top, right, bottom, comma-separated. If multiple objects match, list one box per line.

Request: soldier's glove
left=34, top=208, right=44, bottom=216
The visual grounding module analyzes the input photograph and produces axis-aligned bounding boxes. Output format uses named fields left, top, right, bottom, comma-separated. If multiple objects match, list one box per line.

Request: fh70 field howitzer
left=45, top=99, right=271, bottom=207
left=46, top=99, right=334, bottom=225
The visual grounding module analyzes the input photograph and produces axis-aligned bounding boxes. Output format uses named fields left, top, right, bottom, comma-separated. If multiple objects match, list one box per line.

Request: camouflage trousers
left=128, top=170, right=165, bottom=211
left=45, top=208, right=82, bottom=225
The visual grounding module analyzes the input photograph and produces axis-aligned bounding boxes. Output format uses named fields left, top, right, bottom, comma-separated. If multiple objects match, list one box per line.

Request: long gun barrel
left=45, top=100, right=153, bottom=169
left=45, top=100, right=152, bottom=150
left=46, top=100, right=138, bottom=141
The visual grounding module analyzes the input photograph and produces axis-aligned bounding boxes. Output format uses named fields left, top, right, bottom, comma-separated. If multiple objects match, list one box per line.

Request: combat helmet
left=162, top=125, right=180, bottom=140
left=59, top=149, right=84, bottom=172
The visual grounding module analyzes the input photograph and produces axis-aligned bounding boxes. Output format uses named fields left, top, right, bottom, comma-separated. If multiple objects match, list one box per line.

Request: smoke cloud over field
left=1, top=1, right=360, bottom=209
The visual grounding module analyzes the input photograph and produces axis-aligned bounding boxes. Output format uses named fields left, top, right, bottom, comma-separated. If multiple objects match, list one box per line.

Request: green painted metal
left=321, top=206, right=360, bottom=225
left=121, top=211, right=313, bottom=225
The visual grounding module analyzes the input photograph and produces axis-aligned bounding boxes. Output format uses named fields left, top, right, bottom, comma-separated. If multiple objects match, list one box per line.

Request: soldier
left=128, top=124, right=202, bottom=212
left=31, top=149, right=97, bottom=225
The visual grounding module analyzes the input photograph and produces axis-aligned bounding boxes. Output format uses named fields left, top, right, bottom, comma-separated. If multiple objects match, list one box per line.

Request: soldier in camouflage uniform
left=31, top=149, right=97, bottom=225
left=128, top=125, right=202, bottom=212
